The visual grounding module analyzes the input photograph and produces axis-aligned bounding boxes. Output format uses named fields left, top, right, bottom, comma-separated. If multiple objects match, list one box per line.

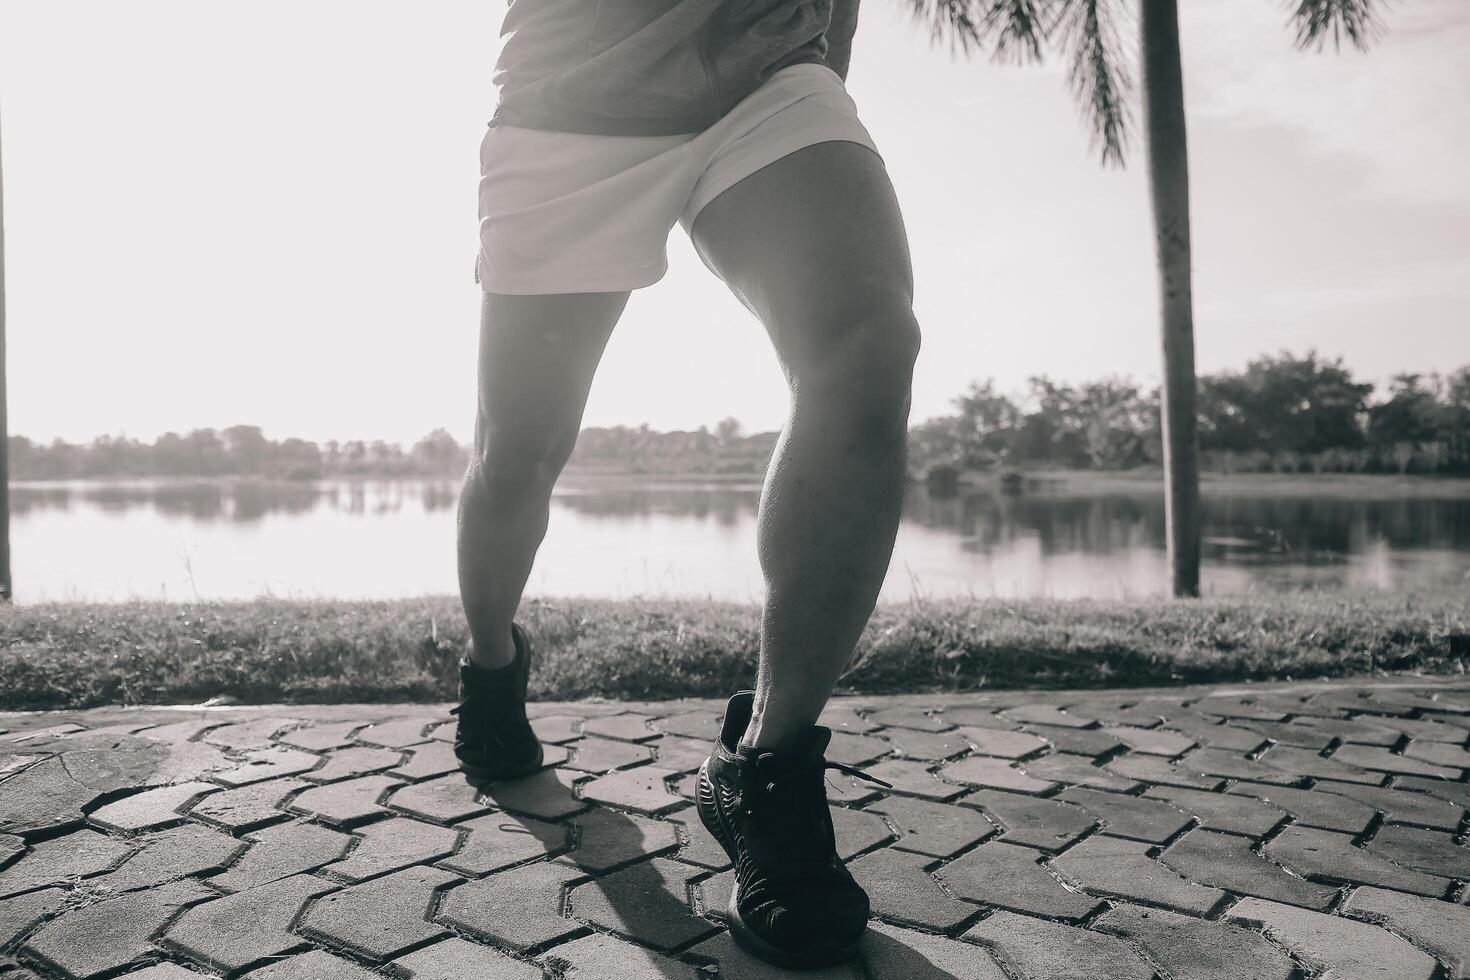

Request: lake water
left=7, top=476, right=1469, bottom=603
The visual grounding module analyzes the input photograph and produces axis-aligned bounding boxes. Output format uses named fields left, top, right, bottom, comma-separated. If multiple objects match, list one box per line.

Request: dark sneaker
left=451, top=622, right=544, bottom=781
left=696, top=691, right=889, bottom=968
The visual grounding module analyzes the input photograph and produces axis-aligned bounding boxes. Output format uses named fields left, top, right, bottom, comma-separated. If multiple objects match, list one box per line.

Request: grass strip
left=1, top=592, right=1466, bottom=710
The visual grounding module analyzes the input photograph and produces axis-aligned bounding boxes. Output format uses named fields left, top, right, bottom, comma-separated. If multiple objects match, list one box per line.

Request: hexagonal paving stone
left=964, top=910, right=1155, bottom=980
left=858, top=921, right=1009, bottom=980
left=1153, top=714, right=1270, bottom=752
left=1226, top=897, right=1437, bottom=980
left=1019, top=754, right=1139, bottom=792
left=1093, top=902, right=1294, bottom=980
left=864, top=759, right=967, bottom=801
left=691, top=932, right=863, bottom=980
left=936, top=840, right=1101, bottom=922
left=669, top=815, right=730, bottom=870
left=955, top=728, right=1049, bottom=759
left=882, top=728, right=971, bottom=761
left=302, top=746, right=403, bottom=784
left=561, top=807, right=677, bottom=872
left=579, top=766, right=683, bottom=815
left=1174, top=748, right=1297, bottom=786
left=530, top=714, right=585, bottom=743
left=1097, top=725, right=1194, bottom=757
left=289, top=774, right=397, bottom=825
left=277, top=720, right=362, bottom=751
left=1264, top=825, right=1452, bottom=897
left=187, top=777, right=310, bottom=831
left=442, top=811, right=570, bottom=875
left=1257, top=744, right=1383, bottom=785
left=386, top=773, right=492, bottom=823
left=819, top=704, right=879, bottom=734
left=646, top=736, right=713, bottom=773
left=437, top=861, right=586, bottom=952
left=208, top=819, right=353, bottom=892
left=88, top=781, right=217, bottom=832
left=963, top=791, right=1095, bottom=851
left=0, top=886, right=67, bottom=947
left=323, top=816, right=460, bottom=881
left=825, top=732, right=894, bottom=767
left=568, top=857, right=718, bottom=950
left=354, top=716, right=434, bottom=748
left=581, top=714, right=658, bottom=742
left=541, top=931, right=702, bottom=980
left=1228, top=780, right=1376, bottom=833
left=832, top=805, right=894, bottom=858
left=939, top=757, right=1055, bottom=795
left=1051, top=835, right=1226, bottom=914
left=1314, top=779, right=1467, bottom=830
left=0, top=829, right=133, bottom=897
left=1056, top=787, right=1192, bottom=843
left=299, top=864, right=456, bottom=960
left=481, top=768, right=588, bottom=820
left=1342, top=885, right=1470, bottom=979
left=213, top=746, right=322, bottom=787
left=390, top=741, right=462, bottom=781
left=202, top=718, right=299, bottom=750
left=562, top=737, right=655, bottom=774
left=1333, top=744, right=1461, bottom=778
left=1363, top=824, right=1470, bottom=878
left=846, top=848, right=976, bottom=932
left=22, top=879, right=213, bottom=979
left=1142, top=785, right=1286, bottom=837
left=867, top=795, right=995, bottom=858
left=866, top=707, right=952, bottom=732
left=1021, top=724, right=1125, bottom=757
left=939, top=706, right=1017, bottom=729
left=999, top=704, right=1096, bottom=729
left=393, top=937, right=542, bottom=980
left=163, top=872, right=336, bottom=971
left=240, top=949, right=381, bottom=979
left=0, top=757, right=102, bottom=836
left=1159, top=828, right=1337, bottom=910
left=100, top=822, right=247, bottom=891
left=1394, top=775, right=1470, bottom=808
left=1103, top=753, right=1225, bottom=790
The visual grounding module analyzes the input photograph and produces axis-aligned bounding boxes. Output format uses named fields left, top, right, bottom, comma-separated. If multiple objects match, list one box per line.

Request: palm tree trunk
left=0, top=101, right=10, bottom=603
left=1140, top=0, right=1201, bottom=597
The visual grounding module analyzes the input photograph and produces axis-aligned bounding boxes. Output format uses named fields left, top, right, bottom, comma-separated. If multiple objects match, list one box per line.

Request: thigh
left=687, top=139, right=914, bottom=366
left=474, top=290, right=629, bottom=449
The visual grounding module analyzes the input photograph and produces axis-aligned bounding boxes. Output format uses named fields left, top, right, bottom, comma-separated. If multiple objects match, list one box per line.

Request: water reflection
left=7, top=477, right=1468, bottom=602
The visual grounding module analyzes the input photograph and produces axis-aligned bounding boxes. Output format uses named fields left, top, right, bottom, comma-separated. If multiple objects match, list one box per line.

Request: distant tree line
left=911, top=353, right=1470, bottom=476
left=9, top=353, right=1469, bottom=480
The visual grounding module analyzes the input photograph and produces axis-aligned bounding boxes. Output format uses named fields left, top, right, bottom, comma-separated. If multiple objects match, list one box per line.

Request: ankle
left=738, top=702, right=814, bottom=753
left=467, top=627, right=517, bottom=670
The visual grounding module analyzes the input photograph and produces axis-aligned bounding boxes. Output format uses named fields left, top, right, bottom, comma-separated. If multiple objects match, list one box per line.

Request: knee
left=796, top=298, right=921, bottom=424
left=465, top=416, right=578, bottom=501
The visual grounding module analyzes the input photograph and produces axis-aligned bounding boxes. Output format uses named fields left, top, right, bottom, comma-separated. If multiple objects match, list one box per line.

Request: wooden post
left=0, top=99, right=10, bottom=603
left=1141, top=0, right=1201, bottom=597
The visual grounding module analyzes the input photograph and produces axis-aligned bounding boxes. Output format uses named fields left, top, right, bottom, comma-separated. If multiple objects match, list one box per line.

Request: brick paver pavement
left=2, top=678, right=1469, bottom=978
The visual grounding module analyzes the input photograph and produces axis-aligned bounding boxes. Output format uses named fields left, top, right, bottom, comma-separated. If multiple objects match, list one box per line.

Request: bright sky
left=2, top=0, right=1467, bottom=446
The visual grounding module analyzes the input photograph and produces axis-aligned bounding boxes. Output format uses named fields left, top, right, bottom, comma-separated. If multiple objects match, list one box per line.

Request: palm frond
left=900, top=0, right=1053, bottom=62
left=1288, top=0, right=1388, bottom=52
left=1052, top=0, right=1136, bottom=167
left=902, top=0, right=988, bottom=57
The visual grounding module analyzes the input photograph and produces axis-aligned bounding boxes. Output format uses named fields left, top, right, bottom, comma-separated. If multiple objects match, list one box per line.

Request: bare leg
left=457, top=289, right=628, bottom=668
left=688, top=141, right=920, bottom=749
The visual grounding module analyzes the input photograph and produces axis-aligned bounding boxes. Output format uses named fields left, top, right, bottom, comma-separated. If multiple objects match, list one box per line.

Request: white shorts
left=475, top=62, right=883, bottom=295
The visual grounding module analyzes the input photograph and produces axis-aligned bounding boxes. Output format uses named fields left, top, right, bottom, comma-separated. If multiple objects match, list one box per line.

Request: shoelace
left=740, top=760, right=893, bottom=870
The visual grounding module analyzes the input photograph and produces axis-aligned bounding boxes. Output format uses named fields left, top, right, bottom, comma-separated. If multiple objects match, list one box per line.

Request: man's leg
left=688, top=140, right=920, bottom=749
left=457, top=289, right=628, bottom=668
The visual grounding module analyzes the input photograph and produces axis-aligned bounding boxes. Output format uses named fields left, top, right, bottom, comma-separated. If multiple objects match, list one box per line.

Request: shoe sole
left=696, top=760, right=863, bottom=970
left=458, top=741, right=545, bottom=783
